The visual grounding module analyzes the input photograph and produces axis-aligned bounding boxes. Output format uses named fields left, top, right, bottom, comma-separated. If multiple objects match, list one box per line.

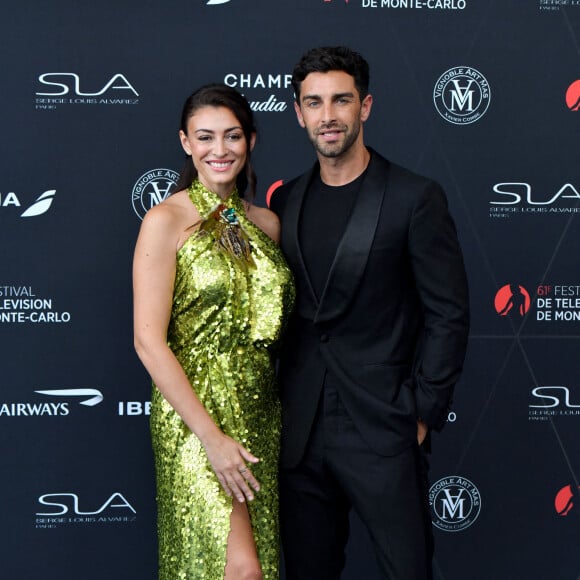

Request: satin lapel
left=314, top=152, right=390, bottom=325
left=281, top=164, right=319, bottom=317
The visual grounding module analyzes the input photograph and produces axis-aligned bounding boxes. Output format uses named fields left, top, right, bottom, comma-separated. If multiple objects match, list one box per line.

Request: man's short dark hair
left=291, top=46, right=370, bottom=103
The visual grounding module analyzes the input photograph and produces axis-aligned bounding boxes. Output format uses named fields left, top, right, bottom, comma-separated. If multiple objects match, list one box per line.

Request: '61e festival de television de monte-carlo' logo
left=208, top=0, right=469, bottom=8
left=494, top=283, right=580, bottom=323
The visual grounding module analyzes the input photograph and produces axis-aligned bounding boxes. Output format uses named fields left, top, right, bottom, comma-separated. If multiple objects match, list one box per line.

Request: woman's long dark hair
left=174, top=83, right=257, bottom=199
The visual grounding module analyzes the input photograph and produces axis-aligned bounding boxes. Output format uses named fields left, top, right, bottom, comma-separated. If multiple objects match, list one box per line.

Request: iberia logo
left=494, top=284, right=531, bottom=317
left=565, top=80, right=580, bottom=111
left=554, top=484, right=580, bottom=516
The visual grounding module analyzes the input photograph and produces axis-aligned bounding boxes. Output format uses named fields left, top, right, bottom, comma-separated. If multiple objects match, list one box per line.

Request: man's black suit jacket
left=270, top=149, right=470, bottom=469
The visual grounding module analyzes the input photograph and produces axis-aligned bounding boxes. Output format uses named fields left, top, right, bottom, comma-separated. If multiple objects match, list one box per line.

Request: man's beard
left=309, top=120, right=361, bottom=159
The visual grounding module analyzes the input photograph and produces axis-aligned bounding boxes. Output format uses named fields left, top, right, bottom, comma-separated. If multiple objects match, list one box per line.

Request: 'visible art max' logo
left=429, top=476, right=482, bottom=532
left=433, top=66, right=490, bottom=125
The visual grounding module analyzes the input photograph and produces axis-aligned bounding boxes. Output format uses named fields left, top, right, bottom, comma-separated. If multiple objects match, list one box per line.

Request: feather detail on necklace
left=197, top=203, right=255, bottom=270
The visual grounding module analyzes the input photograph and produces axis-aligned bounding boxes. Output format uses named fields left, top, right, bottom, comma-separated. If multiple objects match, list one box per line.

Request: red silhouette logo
left=266, top=180, right=284, bottom=208
left=555, top=484, right=580, bottom=516
left=494, top=284, right=531, bottom=317
left=566, top=80, right=580, bottom=111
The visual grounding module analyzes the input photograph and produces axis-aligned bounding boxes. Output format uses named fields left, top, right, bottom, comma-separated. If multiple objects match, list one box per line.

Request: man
left=270, top=46, right=470, bottom=579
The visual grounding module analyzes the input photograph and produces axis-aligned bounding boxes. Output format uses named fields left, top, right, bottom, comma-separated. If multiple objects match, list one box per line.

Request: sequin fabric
left=150, top=180, right=294, bottom=579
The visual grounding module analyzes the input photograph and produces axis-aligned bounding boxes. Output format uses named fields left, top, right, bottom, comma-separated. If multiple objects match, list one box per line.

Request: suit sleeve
left=268, top=184, right=286, bottom=218
left=408, top=181, right=470, bottom=431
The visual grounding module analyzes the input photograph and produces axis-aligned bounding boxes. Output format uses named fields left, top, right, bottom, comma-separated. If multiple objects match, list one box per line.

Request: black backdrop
left=2, top=1, right=580, bottom=578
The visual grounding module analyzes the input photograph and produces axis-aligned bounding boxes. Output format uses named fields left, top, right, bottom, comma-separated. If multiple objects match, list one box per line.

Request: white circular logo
left=433, top=66, right=490, bottom=125
left=429, top=476, right=481, bottom=532
left=131, top=168, right=179, bottom=220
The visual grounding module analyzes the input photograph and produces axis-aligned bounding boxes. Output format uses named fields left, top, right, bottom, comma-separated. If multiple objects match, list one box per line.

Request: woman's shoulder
left=143, top=190, right=198, bottom=229
left=245, top=203, right=280, bottom=243
left=138, top=190, right=201, bottom=252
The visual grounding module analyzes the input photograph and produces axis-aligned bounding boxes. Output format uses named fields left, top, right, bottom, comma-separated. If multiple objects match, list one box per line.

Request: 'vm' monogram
left=439, top=488, right=466, bottom=520
left=448, top=79, right=476, bottom=113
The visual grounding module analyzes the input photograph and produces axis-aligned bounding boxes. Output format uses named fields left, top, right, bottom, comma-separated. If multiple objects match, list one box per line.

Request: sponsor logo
left=529, top=386, right=580, bottom=421
left=566, top=80, right=580, bottom=111
left=35, top=388, right=103, bottom=406
left=494, top=284, right=531, bottom=317
left=489, top=182, right=580, bottom=218
left=35, top=492, right=137, bottom=528
left=0, top=388, right=103, bottom=418
left=554, top=484, right=580, bottom=516
left=0, top=285, right=71, bottom=324
left=224, top=73, right=291, bottom=113
left=333, top=0, right=468, bottom=8
left=493, top=283, right=580, bottom=323
left=266, top=180, right=284, bottom=207
left=207, top=0, right=231, bottom=4
left=534, top=284, right=580, bottom=322
left=118, top=401, right=151, bottom=416
left=539, top=0, right=580, bottom=12
left=35, top=73, right=139, bottom=110
left=429, top=476, right=481, bottom=532
left=0, top=189, right=56, bottom=218
left=132, top=169, right=179, bottom=220
left=433, top=66, right=490, bottom=125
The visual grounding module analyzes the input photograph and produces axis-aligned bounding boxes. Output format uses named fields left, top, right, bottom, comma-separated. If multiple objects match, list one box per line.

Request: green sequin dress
left=150, top=180, right=294, bottom=579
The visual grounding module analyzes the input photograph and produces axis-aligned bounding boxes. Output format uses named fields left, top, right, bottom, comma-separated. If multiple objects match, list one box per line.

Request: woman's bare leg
left=224, top=499, right=263, bottom=580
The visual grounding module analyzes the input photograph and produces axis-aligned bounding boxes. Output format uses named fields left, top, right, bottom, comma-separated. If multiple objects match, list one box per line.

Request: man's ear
left=294, top=101, right=306, bottom=128
left=360, top=94, right=373, bottom=123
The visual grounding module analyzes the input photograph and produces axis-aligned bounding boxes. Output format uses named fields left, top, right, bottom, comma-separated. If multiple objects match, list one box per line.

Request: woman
left=133, top=84, right=294, bottom=579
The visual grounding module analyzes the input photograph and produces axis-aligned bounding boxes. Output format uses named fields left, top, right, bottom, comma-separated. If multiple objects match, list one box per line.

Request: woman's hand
left=203, top=433, right=260, bottom=503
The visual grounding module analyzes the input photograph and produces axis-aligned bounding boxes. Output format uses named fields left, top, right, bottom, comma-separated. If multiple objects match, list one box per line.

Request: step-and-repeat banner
left=2, top=1, right=580, bottom=578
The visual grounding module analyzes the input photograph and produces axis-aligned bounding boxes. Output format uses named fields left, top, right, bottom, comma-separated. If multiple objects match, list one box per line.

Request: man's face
left=294, top=70, right=372, bottom=159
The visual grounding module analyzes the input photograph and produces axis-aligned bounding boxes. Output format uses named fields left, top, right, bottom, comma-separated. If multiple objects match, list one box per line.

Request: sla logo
left=429, top=476, right=481, bottom=532
left=35, top=492, right=137, bottom=527
left=530, top=386, right=580, bottom=410
left=36, top=492, right=136, bottom=516
left=494, top=284, right=531, bottom=317
left=36, top=73, right=138, bottom=97
left=491, top=183, right=580, bottom=206
left=555, top=484, right=580, bottom=516
left=529, top=386, right=580, bottom=422
left=0, top=190, right=56, bottom=217
left=433, top=66, right=490, bottom=125
left=132, top=169, right=179, bottom=220
left=35, top=73, right=139, bottom=109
